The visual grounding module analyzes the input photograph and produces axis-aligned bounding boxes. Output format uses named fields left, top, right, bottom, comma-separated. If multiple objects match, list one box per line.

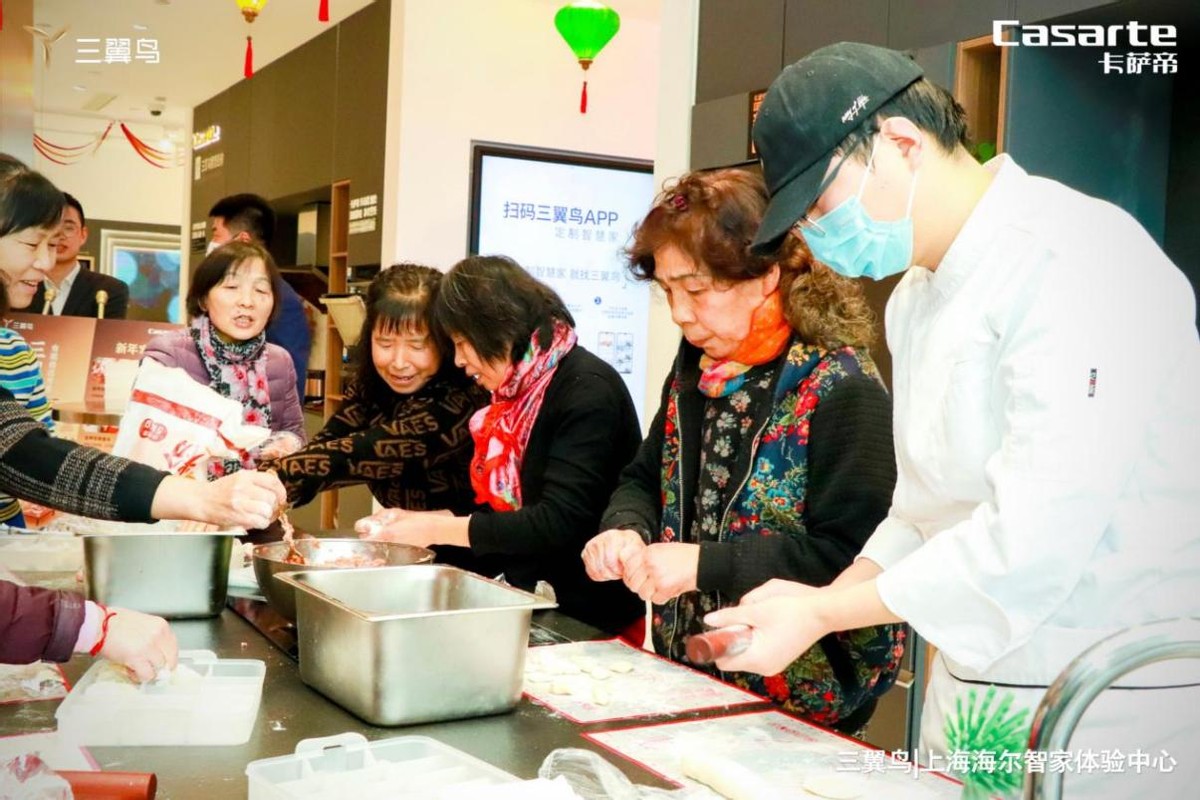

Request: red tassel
left=244, top=35, right=254, bottom=78
left=580, top=80, right=588, bottom=114
left=319, top=0, right=329, bottom=22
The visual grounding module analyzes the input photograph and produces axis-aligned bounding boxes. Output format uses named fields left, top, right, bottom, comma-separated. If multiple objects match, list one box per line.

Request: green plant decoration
left=554, top=1, right=620, bottom=113
left=944, top=686, right=1031, bottom=800
left=972, top=141, right=997, bottom=163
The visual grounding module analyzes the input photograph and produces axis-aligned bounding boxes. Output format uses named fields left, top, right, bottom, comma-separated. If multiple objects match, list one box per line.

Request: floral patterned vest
left=653, top=340, right=905, bottom=727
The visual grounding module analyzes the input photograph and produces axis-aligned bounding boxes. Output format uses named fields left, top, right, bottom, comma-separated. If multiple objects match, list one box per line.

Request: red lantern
left=235, top=0, right=269, bottom=78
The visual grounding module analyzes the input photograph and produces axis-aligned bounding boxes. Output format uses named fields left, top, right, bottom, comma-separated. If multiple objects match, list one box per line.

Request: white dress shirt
left=860, top=155, right=1200, bottom=686
left=45, top=262, right=82, bottom=315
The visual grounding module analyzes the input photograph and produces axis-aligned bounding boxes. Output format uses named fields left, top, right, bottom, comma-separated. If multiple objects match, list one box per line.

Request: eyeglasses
left=792, top=215, right=825, bottom=235
left=790, top=148, right=856, bottom=238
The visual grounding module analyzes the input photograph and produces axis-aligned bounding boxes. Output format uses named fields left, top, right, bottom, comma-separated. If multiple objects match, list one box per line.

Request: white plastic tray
left=56, top=649, right=265, bottom=746
left=245, top=733, right=518, bottom=800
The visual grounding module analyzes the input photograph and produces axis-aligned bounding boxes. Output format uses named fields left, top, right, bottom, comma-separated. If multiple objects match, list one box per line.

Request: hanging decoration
left=553, top=1, right=620, bottom=114
left=33, top=122, right=180, bottom=170
left=235, top=0, right=269, bottom=78
left=33, top=122, right=113, bottom=166
left=319, top=0, right=329, bottom=23
left=120, top=123, right=176, bottom=169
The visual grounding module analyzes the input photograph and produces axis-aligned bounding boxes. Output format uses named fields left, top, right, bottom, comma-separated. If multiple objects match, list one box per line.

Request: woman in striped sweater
left=0, top=325, right=54, bottom=526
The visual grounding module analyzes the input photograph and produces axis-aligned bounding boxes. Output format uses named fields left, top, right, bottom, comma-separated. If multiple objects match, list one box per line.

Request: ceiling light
left=133, top=24, right=149, bottom=31
left=73, top=84, right=87, bottom=92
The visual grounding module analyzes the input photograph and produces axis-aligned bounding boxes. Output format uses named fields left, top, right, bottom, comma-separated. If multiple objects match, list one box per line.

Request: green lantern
left=554, top=1, right=621, bottom=114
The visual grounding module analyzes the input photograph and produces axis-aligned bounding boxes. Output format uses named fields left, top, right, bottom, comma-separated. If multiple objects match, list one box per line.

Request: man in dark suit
left=30, top=193, right=129, bottom=319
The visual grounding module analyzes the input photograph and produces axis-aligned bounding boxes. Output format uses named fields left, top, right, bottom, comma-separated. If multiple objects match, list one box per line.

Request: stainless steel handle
left=1024, top=617, right=1200, bottom=799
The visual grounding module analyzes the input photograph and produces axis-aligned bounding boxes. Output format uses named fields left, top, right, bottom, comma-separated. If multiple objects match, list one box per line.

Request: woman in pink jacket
left=140, top=241, right=307, bottom=477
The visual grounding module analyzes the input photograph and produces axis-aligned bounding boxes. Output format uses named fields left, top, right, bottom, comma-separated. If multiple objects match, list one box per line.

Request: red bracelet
left=88, top=606, right=118, bottom=657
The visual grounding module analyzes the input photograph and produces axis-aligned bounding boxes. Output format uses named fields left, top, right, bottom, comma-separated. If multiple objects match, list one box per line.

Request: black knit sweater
left=0, top=387, right=164, bottom=522
left=449, top=346, right=645, bottom=633
left=603, top=342, right=896, bottom=599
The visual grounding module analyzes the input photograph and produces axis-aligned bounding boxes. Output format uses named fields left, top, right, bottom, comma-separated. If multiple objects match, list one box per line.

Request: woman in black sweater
left=581, top=169, right=902, bottom=733
left=268, top=264, right=487, bottom=513
left=356, top=255, right=643, bottom=636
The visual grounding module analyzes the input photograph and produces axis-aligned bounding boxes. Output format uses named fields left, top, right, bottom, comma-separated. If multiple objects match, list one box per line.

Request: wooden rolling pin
left=59, top=771, right=157, bottom=799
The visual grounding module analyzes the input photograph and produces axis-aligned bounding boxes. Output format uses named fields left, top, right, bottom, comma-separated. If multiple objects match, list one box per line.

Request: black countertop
left=1, top=595, right=763, bottom=798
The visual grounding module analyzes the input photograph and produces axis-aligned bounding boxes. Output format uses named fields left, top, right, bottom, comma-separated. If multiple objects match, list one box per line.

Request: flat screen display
left=469, top=144, right=655, bottom=423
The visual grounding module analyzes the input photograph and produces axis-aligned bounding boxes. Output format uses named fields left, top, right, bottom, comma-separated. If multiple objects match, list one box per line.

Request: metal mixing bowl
left=252, top=538, right=434, bottom=622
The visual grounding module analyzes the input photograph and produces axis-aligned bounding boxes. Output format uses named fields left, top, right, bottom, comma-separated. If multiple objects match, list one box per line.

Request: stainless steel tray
left=276, top=565, right=556, bottom=726
left=83, top=532, right=235, bottom=618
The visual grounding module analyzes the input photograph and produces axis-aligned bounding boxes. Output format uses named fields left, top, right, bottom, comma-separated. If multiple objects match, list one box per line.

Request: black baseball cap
left=750, top=42, right=923, bottom=255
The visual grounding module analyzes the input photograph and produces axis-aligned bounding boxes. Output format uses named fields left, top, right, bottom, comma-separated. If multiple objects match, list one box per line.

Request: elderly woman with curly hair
left=583, top=168, right=904, bottom=734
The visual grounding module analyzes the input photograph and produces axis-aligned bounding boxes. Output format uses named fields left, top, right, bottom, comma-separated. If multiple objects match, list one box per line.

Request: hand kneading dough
left=680, top=752, right=780, bottom=800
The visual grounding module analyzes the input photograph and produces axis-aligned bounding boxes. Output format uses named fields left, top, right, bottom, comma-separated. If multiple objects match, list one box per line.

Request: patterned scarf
left=697, top=290, right=791, bottom=397
left=190, top=314, right=272, bottom=478
left=469, top=320, right=577, bottom=511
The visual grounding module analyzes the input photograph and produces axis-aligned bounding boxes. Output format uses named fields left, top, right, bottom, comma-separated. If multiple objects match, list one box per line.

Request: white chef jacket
left=860, top=156, right=1200, bottom=794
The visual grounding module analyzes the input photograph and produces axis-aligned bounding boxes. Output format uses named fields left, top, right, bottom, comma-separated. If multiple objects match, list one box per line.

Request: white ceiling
left=30, top=0, right=662, bottom=138
left=32, top=0, right=376, bottom=130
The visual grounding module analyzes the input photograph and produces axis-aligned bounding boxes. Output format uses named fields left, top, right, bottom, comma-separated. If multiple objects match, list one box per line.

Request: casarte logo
left=992, top=20, right=1178, bottom=48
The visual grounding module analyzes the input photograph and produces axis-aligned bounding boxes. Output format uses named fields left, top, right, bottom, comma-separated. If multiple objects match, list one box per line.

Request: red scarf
left=697, top=291, right=790, bottom=397
left=470, top=321, right=577, bottom=511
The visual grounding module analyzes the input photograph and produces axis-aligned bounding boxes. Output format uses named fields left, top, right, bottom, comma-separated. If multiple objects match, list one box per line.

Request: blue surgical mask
left=798, top=138, right=919, bottom=281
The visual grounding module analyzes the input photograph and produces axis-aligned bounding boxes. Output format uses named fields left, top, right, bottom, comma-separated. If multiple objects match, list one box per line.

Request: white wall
left=33, top=112, right=188, bottom=227
left=385, top=0, right=695, bottom=422
left=646, top=0, right=698, bottom=412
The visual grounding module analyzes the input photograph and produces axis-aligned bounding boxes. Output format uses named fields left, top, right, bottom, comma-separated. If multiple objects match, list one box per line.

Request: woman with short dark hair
left=357, top=255, right=644, bottom=637
left=268, top=263, right=487, bottom=514
left=140, top=241, right=305, bottom=477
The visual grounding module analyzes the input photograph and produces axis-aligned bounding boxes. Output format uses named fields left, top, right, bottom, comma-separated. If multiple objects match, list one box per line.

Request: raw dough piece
left=549, top=681, right=574, bottom=695
left=591, top=685, right=611, bottom=706
left=608, top=660, right=634, bottom=674
left=526, top=672, right=552, bottom=684
left=587, top=667, right=612, bottom=680
left=680, top=752, right=780, bottom=800
left=801, top=773, right=864, bottom=799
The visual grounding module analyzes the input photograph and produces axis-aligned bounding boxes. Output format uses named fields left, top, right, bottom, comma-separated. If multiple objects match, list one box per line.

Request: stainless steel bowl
left=83, top=532, right=236, bottom=618
left=252, top=538, right=434, bottom=622
left=276, top=565, right=556, bottom=726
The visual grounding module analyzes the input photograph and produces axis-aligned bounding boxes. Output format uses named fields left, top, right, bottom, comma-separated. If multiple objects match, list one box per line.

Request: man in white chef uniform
left=704, top=42, right=1200, bottom=798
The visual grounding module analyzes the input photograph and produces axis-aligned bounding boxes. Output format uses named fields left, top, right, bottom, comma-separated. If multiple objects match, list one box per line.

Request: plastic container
left=0, top=530, right=83, bottom=572
left=245, top=733, right=517, bottom=800
left=56, top=650, right=265, bottom=746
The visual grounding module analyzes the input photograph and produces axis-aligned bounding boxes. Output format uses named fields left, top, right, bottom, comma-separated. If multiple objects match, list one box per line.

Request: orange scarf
left=697, top=291, right=790, bottom=397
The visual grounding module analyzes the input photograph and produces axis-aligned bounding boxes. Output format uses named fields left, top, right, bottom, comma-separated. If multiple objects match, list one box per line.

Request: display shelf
left=955, top=33, right=1009, bottom=159
left=320, top=180, right=351, bottom=529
